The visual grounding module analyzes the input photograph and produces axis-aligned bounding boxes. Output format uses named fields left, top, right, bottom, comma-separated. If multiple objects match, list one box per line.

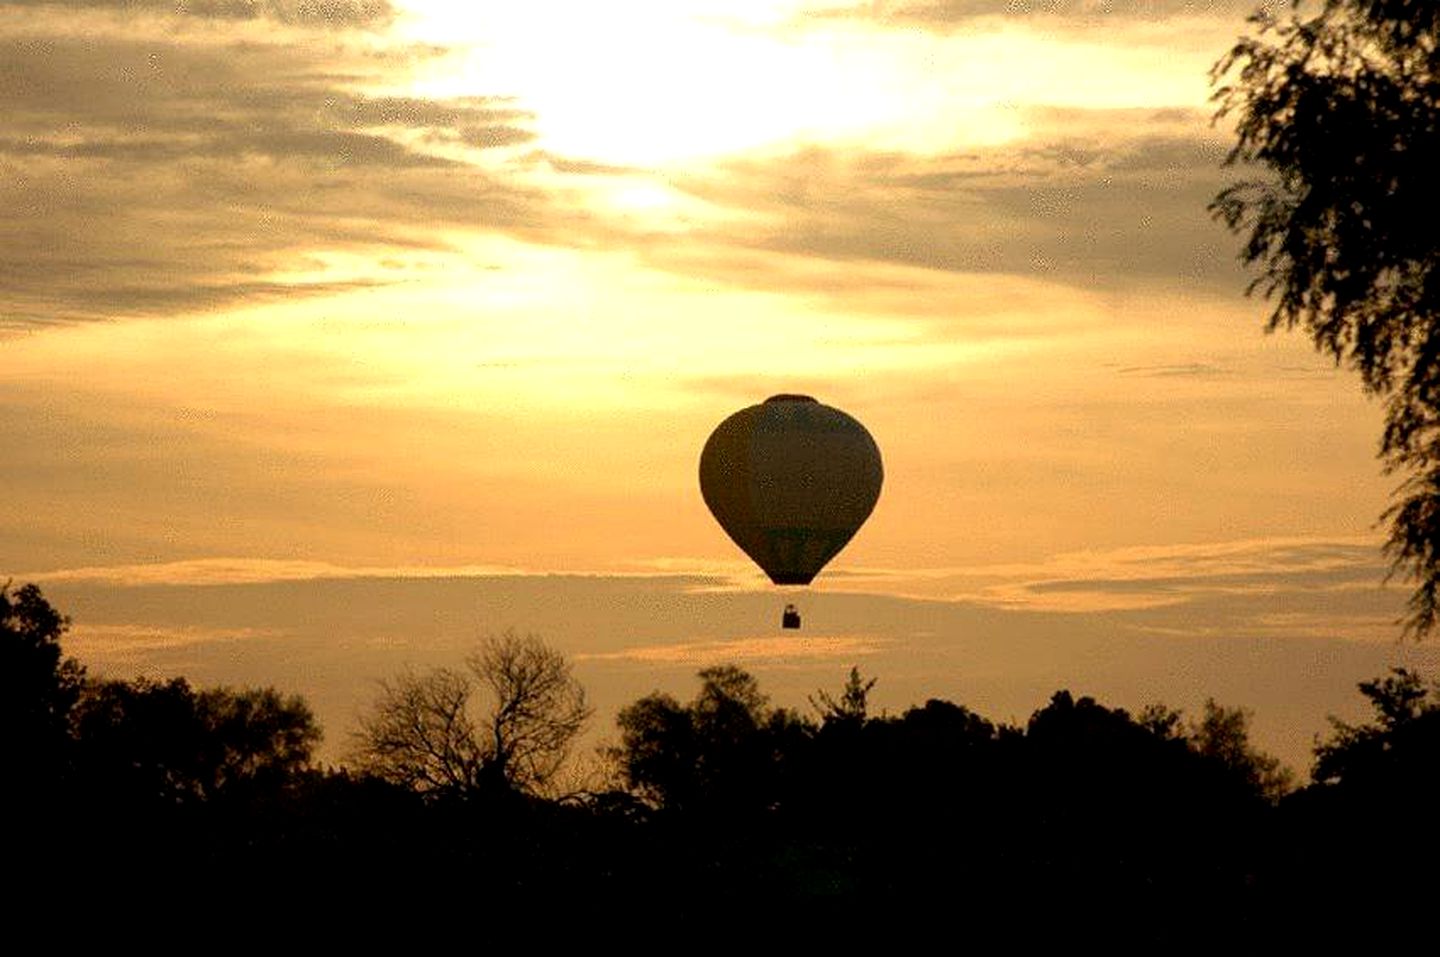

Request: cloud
left=631, top=115, right=1243, bottom=303
left=520, top=152, right=645, bottom=177
left=0, top=17, right=545, bottom=327
left=22, top=557, right=534, bottom=587
left=813, top=536, right=1393, bottom=614
left=27, top=537, right=1385, bottom=621
left=810, top=1, right=1281, bottom=29
left=65, top=621, right=279, bottom=653
left=1116, top=362, right=1233, bottom=377
left=5, top=0, right=396, bottom=28
left=0, top=2, right=1254, bottom=332
left=577, top=634, right=889, bottom=666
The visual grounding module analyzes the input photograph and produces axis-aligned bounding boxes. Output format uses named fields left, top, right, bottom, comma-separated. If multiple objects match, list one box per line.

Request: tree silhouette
left=1212, top=1, right=1440, bottom=634
left=352, top=631, right=591, bottom=799
left=611, top=690, right=699, bottom=810
left=1312, top=667, right=1440, bottom=791
left=611, top=665, right=810, bottom=816
left=809, top=666, right=876, bottom=728
left=194, top=683, right=321, bottom=794
left=72, top=676, right=320, bottom=806
left=1, top=582, right=84, bottom=794
left=1190, top=698, right=1294, bottom=801
left=353, top=665, right=482, bottom=796
left=1267, top=668, right=1440, bottom=939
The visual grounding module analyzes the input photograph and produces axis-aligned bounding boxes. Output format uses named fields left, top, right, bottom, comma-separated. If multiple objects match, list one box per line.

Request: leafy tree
left=1018, top=690, right=1278, bottom=922
left=1137, top=701, right=1186, bottom=740
left=1211, top=1, right=1440, bottom=634
left=352, top=631, right=591, bottom=799
left=72, top=676, right=320, bottom=805
left=1269, top=668, right=1440, bottom=933
left=691, top=665, right=771, bottom=747
left=1, top=582, right=84, bottom=790
left=611, top=665, right=811, bottom=814
left=1189, top=698, right=1294, bottom=802
left=611, top=691, right=697, bottom=809
left=1312, top=667, right=1440, bottom=789
left=194, top=683, right=320, bottom=793
left=833, top=697, right=1003, bottom=833
left=809, top=666, right=876, bottom=728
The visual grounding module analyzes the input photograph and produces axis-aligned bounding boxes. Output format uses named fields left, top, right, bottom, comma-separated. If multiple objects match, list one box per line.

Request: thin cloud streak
left=578, top=634, right=889, bottom=665
left=64, top=622, right=281, bottom=653
left=21, top=536, right=1395, bottom=621
left=829, top=537, right=1394, bottom=610
left=23, top=558, right=534, bottom=587
left=527, top=536, right=1402, bottom=621
left=809, top=1, right=1281, bottom=29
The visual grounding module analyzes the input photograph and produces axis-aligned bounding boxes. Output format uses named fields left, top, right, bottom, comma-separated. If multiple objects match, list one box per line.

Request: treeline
left=7, top=582, right=1438, bottom=938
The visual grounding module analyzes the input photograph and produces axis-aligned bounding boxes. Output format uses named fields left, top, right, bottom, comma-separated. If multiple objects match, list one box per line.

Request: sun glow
left=391, top=2, right=1135, bottom=167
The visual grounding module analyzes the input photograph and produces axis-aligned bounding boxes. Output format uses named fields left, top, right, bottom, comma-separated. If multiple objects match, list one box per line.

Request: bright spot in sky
left=392, top=1, right=1213, bottom=167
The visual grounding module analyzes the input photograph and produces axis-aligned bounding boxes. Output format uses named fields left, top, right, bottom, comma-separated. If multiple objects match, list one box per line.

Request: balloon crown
left=764, top=394, right=817, bottom=404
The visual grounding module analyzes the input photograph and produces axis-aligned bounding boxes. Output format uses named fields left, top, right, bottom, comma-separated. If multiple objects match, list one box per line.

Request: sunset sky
left=5, top=0, right=1436, bottom=772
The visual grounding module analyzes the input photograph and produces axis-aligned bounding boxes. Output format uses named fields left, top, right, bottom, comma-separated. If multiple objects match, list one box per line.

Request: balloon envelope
left=699, top=394, right=883, bottom=585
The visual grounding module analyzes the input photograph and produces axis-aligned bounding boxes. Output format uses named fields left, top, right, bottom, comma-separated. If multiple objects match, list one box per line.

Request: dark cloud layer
left=0, top=23, right=545, bottom=327
left=647, top=113, right=1242, bottom=298
left=6, top=0, right=395, bottom=28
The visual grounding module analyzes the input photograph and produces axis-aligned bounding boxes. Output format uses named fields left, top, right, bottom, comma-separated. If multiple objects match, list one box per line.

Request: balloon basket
left=781, top=603, right=801, bottom=630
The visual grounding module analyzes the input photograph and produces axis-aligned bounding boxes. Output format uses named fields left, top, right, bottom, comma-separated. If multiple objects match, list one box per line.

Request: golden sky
left=2, top=1, right=1428, bottom=768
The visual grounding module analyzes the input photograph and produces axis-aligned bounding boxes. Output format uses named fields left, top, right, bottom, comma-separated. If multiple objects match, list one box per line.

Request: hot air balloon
left=699, top=394, right=883, bottom=629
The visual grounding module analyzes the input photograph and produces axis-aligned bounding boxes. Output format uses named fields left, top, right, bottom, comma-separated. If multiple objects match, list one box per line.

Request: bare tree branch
left=350, top=632, right=590, bottom=799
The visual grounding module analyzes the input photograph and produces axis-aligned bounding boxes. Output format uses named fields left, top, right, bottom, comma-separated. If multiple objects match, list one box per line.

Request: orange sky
left=2, top=0, right=1428, bottom=772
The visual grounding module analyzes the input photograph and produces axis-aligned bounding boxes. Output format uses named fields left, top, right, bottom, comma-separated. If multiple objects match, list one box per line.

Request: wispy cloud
left=782, top=536, right=1392, bottom=612
left=64, top=621, right=280, bottom=652
left=0, top=0, right=1251, bottom=333
left=810, top=1, right=1279, bottom=30
left=24, top=557, right=532, bottom=586
left=1116, top=362, right=1233, bottom=378
left=0, top=8, right=543, bottom=327
left=578, top=633, right=889, bottom=666
left=622, top=556, right=762, bottom=590
left=629, top=120, right=1240, bottom=303
left=564, top=536, right=1395, bottom=619
left=11, top=1, right=397, bottom=27
left=19, top=557, right=748, bottom=588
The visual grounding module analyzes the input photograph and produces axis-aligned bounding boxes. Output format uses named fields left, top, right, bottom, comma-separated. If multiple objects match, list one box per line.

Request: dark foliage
left=612, top=665, right=811, bottom=818
left=1261, top=668, right=1440, bottom=941
left=1212, top=1, right=1440, bottom=634
left=1312, top=666, right=1440, bottom=793
left=1, top=581, right=84, bottom=795
left=7, top=584, right=1438, bottom=940
left=604, top=671, right=1292, bottom=941
left=72, top=676, right=320, bottom=808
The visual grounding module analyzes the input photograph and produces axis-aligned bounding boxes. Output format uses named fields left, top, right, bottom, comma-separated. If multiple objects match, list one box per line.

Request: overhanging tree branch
left=1212, top=0, right=1440, bottom=636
